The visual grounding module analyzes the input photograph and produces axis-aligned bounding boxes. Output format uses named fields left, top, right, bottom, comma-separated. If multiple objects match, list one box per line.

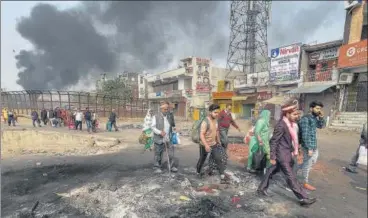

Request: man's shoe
left=303, top=183, right=316, bottom=191
left=299, top=198, right=317, bottom=207
left=345, top=166, right=358, bottom=173
left=349, top=163, right=358, bottom=167
left=154, top=169, right=162, bottom=173
left=171, top=167, right=178, bottom=173
left=247, top=168, right=257, bottom=174
left=257, top=189, right=272, bottom=197
left=196, top=172, right=205, bottom=178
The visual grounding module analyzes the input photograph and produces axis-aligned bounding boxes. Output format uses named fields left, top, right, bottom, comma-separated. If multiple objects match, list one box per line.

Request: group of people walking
left=2, top=108, right=17, bottom=126
left=141, top=100, right=328, bottom=207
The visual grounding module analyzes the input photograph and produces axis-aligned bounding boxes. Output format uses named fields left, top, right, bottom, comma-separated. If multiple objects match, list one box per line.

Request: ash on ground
left=16, top=166, right=293, bottom=218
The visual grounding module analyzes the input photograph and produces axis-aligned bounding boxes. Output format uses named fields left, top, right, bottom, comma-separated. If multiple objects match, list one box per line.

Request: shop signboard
left=308, top=47, right=339, bottom=64
left=212, top=91, right=235, bottom=99
left=237, top=88, right=256, bottom=94
left=196, top=57, right=210, bottom=65
left=270, top=43, right=302, bottom=83
left=257, top=91, right=272, bottom=101
left=338, top=39, right=368, bottom=68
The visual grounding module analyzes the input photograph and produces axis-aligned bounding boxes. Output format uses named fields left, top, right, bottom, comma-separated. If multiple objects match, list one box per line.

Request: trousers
left=196, top=144, right=209, bottom=174
left=258, top=158, right=307, bottom=200
left=154, top=142, right=175, bottom=168
left=219, top=128, right=229, bottom=149
left=299, top=149, right=319, bottom=183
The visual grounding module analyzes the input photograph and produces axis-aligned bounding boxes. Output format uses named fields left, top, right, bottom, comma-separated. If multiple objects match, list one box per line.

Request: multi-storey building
left=289, top=40, right=342, bottom=116
left=338, top=0, right=367, bottom=113
left=328, top=0, right=367, bottom=131
left=143, top=57, right=230, bottom=119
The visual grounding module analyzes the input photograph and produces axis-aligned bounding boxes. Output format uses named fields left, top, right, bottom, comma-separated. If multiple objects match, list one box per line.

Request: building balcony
left=146, top=68, right=188, bottom=83
left=302, top=68, right=339, bottom=83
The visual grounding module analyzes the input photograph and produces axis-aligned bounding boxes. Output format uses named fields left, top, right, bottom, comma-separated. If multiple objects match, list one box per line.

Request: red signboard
left=196, top=57, right=210, bottom=65
left=257, top=91, right=272, bottom=101
left=196, top=83, right=211, bottom=93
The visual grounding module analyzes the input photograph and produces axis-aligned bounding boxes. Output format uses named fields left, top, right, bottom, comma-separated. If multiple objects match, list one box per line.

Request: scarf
left=283, top=116, right=299, bottom=156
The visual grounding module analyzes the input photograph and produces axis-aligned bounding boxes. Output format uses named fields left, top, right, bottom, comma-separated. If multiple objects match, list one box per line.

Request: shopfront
left=233, top=89, right=257, bottom=119
left=212, top=91, right=235, bottom=110
left=338, top=39, right=368, bottom=112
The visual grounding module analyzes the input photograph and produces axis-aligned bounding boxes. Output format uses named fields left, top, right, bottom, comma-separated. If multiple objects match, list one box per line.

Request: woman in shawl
left=142, top=109, right=154, bottom=151
left=247, top=109, right=271, bottom=173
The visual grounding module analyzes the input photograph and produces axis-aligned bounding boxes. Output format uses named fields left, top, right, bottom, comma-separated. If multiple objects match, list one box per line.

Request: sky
left=1, top=1, right=346, bottom=91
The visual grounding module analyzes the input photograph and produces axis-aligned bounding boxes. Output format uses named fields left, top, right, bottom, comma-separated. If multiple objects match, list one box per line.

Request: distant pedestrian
left=40, top=108, right=48, bottom=125
left=8, top=110, right=16, bottom=126
left=298, top=101, right=325, bottom=191
left=91, top=109, right=98, bottom=132
left=2, top=108, right=8, bottom=124
left=49, top=108, right=55, bottom=126
left=142, top=109, right=154, bottom=151
left=84, top=107, right=92, bottom=133
left=109, top=109, right=119, bottom=131
left=218, top=104, right=241, bottom=150
left=74, top=109, right=83, bottom=131
left=31, top=110, right=41, bottom=127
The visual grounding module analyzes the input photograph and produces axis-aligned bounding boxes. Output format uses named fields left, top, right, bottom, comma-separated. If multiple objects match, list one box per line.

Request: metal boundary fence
left=0, top=90, right=186, bottom=118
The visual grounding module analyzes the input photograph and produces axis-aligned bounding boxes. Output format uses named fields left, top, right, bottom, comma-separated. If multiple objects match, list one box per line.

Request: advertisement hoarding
left=270, top=43, right=302, bottom=83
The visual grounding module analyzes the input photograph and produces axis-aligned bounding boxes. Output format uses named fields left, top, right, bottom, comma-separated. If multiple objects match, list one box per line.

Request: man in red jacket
left=218, top=104, right=241, bottom=150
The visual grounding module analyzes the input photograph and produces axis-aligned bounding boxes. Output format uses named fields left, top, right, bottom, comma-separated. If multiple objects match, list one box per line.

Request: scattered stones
left=36, top=162, right=42, bottom=166
left=180, top=178, right=192, bottom=188
left=42, top=173, right=48, bottom=177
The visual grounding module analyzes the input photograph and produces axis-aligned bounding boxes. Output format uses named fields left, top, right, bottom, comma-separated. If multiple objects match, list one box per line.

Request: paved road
left=1, top=124, right=367, bottom=217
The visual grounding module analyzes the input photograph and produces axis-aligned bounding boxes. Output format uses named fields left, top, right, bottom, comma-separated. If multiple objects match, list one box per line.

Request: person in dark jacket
left=8, top=110, right=16, bottom=126
left=49, top=108, right=54, bottom=126
left=40, top=108, right=48, bottom=125
left=109, top=109, right=118, bottom=131
left=84, top=107, right=92, bottom=133
left=257, top=103, right=316, bottom=207
left=31, top=110, right=41, bottom=127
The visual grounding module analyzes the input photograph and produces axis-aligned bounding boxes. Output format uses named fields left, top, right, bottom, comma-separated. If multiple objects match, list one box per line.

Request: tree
left=98, top=77, right=133, bottom=101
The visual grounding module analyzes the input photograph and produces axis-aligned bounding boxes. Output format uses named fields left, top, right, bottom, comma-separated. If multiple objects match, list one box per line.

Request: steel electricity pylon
left=226, top=0, right=271, bottom=79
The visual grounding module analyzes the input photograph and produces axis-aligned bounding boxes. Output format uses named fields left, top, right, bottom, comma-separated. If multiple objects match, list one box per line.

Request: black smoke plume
left=14, top=1, right=342, bottom=90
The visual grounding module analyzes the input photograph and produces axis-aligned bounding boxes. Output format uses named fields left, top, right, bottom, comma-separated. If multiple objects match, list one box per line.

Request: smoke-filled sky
left=1, top=1, right=346, bottom=91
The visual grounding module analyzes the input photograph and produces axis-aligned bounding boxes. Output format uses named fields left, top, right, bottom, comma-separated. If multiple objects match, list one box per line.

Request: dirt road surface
left=1, top=121, right=367, bottom=218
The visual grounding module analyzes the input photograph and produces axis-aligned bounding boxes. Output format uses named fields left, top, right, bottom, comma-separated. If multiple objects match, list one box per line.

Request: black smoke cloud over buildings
left=14, top=1, right=341, bottom=90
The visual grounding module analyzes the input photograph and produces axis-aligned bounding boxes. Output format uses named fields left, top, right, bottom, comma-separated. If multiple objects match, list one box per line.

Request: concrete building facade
left=143, top=57, right=229, bottom=119
left=331, top=0, right=367, bottom=130
left=288, top=40, right=342, bottom=122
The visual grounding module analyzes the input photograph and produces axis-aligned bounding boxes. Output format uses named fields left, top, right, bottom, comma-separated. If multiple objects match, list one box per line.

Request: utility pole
left=226, top=1, right=271, bottom=79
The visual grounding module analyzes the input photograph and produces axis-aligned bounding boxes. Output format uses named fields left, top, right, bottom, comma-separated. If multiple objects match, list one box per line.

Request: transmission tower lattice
left=226, top=1, right=271, bottom=79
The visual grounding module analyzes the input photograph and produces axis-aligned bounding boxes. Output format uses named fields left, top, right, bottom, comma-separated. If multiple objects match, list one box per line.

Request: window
left=140, top=76, right=144, bottom=84
left=321, top=62, right=328, bottom=71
